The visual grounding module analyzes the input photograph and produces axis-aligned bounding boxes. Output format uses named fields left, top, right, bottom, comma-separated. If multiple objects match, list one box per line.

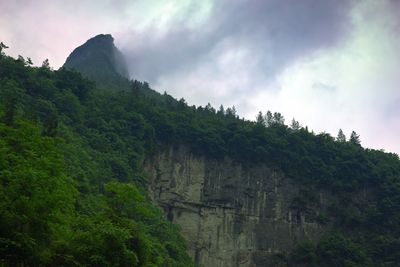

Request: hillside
left=0, top=49, right=193, bottom=267
left=1, top=36, right=400, bottom=267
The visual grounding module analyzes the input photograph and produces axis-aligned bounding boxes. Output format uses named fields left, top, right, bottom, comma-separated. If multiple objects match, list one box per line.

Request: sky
left=1, top=0, right=399, bottom=154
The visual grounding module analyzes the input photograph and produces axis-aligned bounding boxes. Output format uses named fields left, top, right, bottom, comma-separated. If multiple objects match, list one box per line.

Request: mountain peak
left=93, top=33, right=113, bottom=40
left=63, top=34, right=129, bottom=89
left=85, top=34, right=114, bottom=46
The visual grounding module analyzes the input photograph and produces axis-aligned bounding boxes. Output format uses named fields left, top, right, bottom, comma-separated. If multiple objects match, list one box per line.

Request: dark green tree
left=290, top=118, right=301, bottom=131
left=226, top=106, right=237, bottom=118
left=41, top=58, right=50, bottom=69
left=0, top=42, right=8, bottom=56
left=0, top=79, right=24, bottom=126
left=265, top=110, right=273, bottom=126
left=256, top=111, right=265, bottom=126
left=350, top=131, right=360, bottom=145
left=26, top=57, right=33, bottom=66
left=337, top=129, right=346, bottom=142
left=217, top=105, right=225, bottom=116
left=273, top=112, right=285, bottom=125
left=205, top=103, right=215, bottom=113
left=0, top=121, right=76, bottom=265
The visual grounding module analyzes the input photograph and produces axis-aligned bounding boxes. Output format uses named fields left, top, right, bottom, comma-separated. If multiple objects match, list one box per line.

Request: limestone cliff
left=145, top=146, right=332, bottom=267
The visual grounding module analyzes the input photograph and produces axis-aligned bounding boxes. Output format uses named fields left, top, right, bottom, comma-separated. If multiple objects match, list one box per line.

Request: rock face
left=146, top=146, right=331, bottom=267
left=64, top=34, right=129, bottom=89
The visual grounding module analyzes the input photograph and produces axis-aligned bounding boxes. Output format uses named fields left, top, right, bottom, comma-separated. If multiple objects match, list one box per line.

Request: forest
left=1, top=44, right=400, bottom=266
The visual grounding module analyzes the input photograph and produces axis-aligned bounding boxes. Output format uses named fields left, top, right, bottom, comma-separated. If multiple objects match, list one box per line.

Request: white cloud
left=248, top=0, right=400, bottom=153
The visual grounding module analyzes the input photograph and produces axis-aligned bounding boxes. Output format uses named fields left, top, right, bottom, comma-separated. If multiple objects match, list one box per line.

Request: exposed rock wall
left=145, top=146, right=330, bottom=267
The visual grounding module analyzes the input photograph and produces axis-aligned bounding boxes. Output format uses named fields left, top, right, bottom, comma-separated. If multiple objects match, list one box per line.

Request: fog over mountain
left=1, top=0, right=399, bottom=153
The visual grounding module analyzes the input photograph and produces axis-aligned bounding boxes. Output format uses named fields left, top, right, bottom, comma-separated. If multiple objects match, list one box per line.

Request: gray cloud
left=122, top=0, right=355, bottom=84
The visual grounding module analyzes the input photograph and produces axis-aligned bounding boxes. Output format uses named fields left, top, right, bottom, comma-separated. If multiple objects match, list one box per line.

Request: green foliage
left=0, top=50, right=194, bottom=266
left=290, top=240, right=316, bottom=265
left=1, top=47, right=400, bottom=266
left=0, top=120, right=76, bottom=265
left=289, top=233, right=372, bottom=267
left=337, top=128, right=346, bottom=142
left=0, top=79, right=24, bottom=126
left=350, top=131, right=361, bottom=145
left=316, top=233, right=371, bottom=267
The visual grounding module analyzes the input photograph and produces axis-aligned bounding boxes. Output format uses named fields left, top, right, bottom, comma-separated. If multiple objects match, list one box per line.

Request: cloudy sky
left=1, top=0, right=399, bottom=154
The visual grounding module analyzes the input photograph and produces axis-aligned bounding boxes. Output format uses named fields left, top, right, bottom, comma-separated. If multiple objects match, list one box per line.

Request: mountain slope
left=63, top=34, right=129, bottom=89
left=0, top=44, right=194, bottom=267
left=1, top=35, right=400, bottom=267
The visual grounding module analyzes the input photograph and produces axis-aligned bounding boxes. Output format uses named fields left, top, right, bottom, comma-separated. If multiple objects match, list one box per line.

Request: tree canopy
left=0, top=46, right=400, bottom=267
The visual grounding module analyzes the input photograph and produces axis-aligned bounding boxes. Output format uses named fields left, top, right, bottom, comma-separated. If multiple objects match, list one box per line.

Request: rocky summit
left=63, top=34, right=129, bottom=89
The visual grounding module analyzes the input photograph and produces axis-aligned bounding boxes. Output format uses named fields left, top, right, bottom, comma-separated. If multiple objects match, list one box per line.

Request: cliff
left=54, top=34, right=400, bottom=267
left=146, top=146, right=334, bottom=267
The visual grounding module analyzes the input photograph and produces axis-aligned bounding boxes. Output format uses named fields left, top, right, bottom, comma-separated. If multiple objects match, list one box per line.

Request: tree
left=0, top=121, right=75, bottom=265
left=36, top=99, right=59, bottom=137
left=265, top=110, right=273, bottom=126
left=231, top=106, right=237, bottom=117
left=143, top=81, right=150, bottom=90
left=41, top=58, right=50, bottom=69
left=0, top=79, right=24, bottom=126
left=350, top=131, right=361, bottom=145
left=291, top=240, right=316, bottom=265
left=291, top=118, right=301, bottom=131
left=0, top=41, right=8, bottom=55
left=26, top=57, right=33, bottom=66
left=131, top=79, right=141, bottom=94
left=217, top=105, right=225, bottom=116
left=178, top=98, right=187, bottom=110
left=205, top=103, right=215, bottom=113
left=273, top=112, right=285, bottom=125
left=226, top=106, right=237, bottom=118
left=337, top=129, right=346, bottom=142
left=256, top=111, right=265, bottom=126
left=17, top=55, right=26, bottom=65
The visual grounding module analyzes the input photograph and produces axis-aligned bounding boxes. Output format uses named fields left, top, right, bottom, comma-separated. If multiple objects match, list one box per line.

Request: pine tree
left=265, top=111, right=273, bottom=126
left=337, top=129, right=346, bottom=142
left=273, top=112, right=285, bottom=125
left=291, top=118, right=301, bottom=131
left=205, top=103, right=215, bottom=113
left=256, top=111, right=265, bottom=126
left=350, top=131, right=360, bottom=145
left=217, top=105, right=225, bottom=116
left=226, top=106, right=237, bottom=118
